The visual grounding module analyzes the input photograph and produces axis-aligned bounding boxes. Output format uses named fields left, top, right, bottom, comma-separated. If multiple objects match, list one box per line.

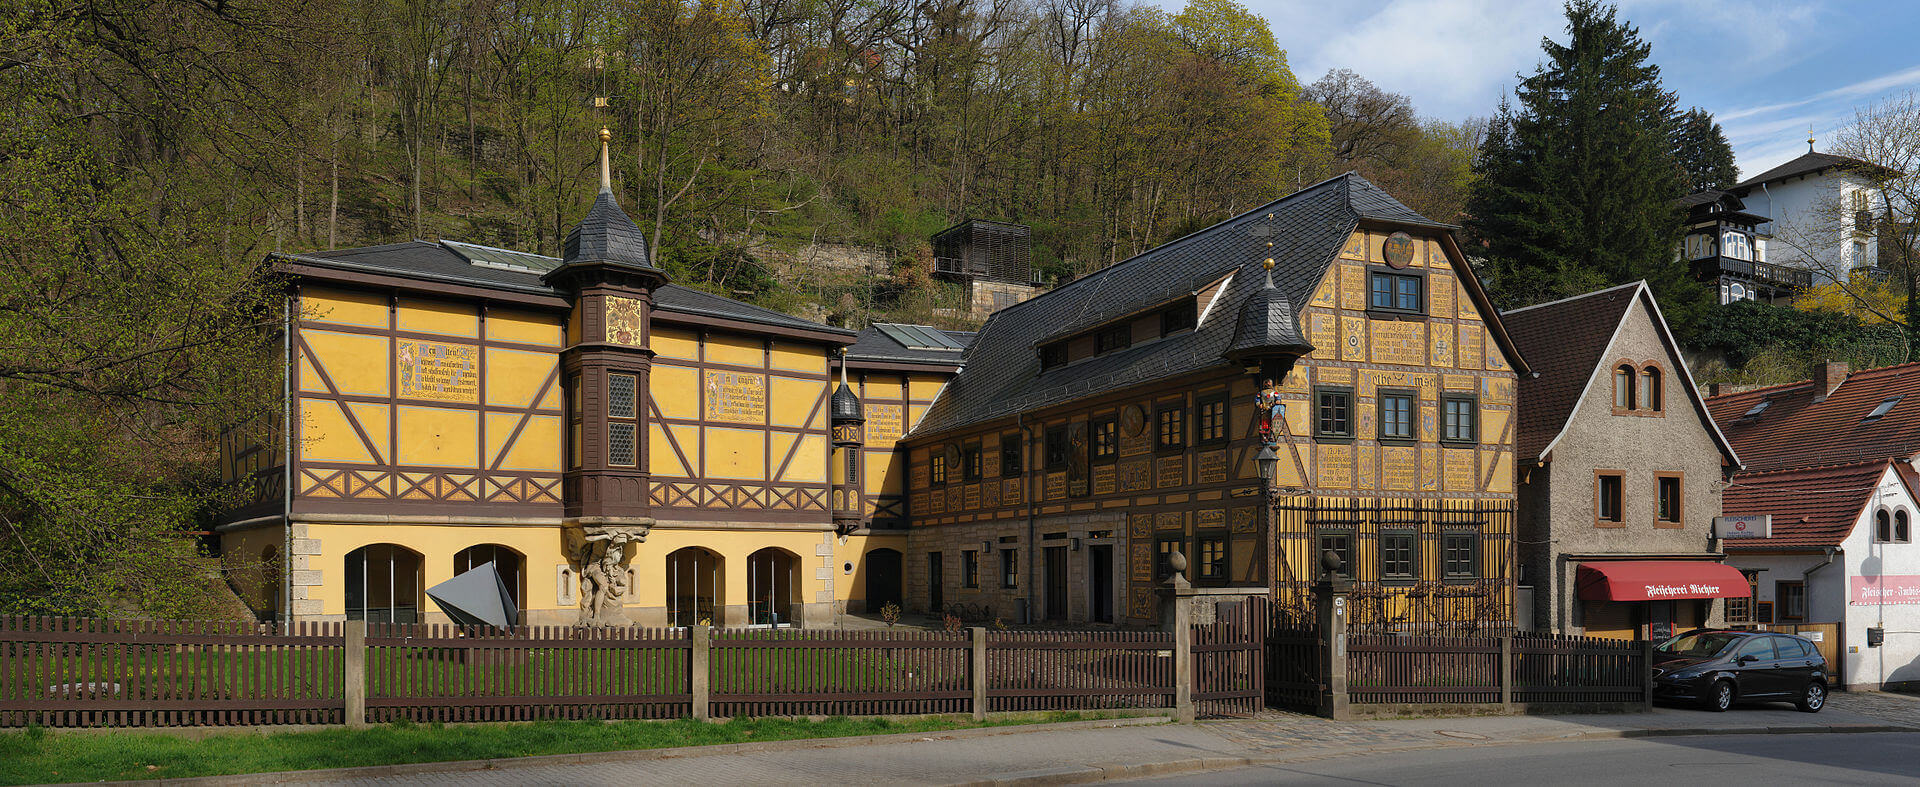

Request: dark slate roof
left=1707, top=361, right=1920, bottom=473
left=845, top=324, right=971, bottom=366
left=1721, top=460, right=1897, bottom=550
left=1732, top=151, right=1879, bottom=191
left=1224, top=265, right=1314, bottom=363
left=1503, top=282, right=1738, bottom=466
left=910, top=173, right=1476, bottom=438
left=557, top=190, right=661, bottom=275
left=1502, top=283, right=1639, bottom=463
left=831, top=383, right=863, bottom=422
left=280, top=240, right=851, bottom=338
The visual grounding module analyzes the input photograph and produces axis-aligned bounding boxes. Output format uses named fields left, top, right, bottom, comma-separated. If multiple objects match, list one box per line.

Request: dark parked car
left=1652, top=629, right=1829, bottom=713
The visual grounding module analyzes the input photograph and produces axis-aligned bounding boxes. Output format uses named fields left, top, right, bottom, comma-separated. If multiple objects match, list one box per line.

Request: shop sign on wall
left=398, top=340, right=479, bottom=403
left=704, top=370, right=766, bottom=423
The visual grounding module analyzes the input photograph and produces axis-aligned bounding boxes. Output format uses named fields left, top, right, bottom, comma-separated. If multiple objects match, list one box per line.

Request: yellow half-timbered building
left=900, top=174, right=1529, bottom=630
left=218, top=133, right=961, bottom=626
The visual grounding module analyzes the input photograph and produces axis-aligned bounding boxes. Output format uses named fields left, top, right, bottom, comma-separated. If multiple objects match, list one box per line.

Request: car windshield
left=1657, top=631, right=1741, bottom=657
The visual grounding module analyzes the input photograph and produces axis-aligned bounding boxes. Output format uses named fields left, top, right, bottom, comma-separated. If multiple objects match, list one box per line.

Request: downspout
left=282, top=290, right=295, bottom=626
left=1804, top=546, right=1838, bottom=583
left=1803, top=546, right=1839, bottom=626
left=1019, top=412, right=1036, bottom=624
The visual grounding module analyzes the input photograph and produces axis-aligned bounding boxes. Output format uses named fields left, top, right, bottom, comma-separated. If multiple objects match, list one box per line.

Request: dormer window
left=1864, top=396, right=1902, bottom=422
left=1094, top=324, right=1130, bottom=354
left=1039, top=342, right=1067, bottom=370
left=1160, top=301, right=1196, bottom=335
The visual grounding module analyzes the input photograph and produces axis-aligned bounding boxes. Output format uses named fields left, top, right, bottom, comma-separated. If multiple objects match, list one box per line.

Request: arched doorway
left=453, top=544, right=525, bottom=617
left=746, top=548, right=798, bottom=626
left=866, top=548, right=903, bottom=613
left=345, top=544, right=423, bottom=623
left=666, top=547, right=723, bottom=627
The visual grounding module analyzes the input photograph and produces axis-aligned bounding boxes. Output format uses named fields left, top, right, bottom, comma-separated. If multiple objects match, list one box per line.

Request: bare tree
left=1305, top=68, right=1416, bottom=168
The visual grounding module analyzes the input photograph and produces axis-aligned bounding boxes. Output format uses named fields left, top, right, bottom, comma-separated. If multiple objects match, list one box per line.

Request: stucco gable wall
left=1543, top=296, right=1725, bottom=553
left=1838, top=466, right=1920, bottom=688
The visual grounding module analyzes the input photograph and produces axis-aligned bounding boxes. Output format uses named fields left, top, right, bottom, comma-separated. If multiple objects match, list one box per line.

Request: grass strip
left=0, top=712, right=1109, bottom=784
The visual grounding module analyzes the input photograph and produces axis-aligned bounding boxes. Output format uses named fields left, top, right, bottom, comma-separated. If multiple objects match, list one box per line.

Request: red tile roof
left=1720, top=460, right=1894, bottom=551
left=1706, top=362, right=1920, bottom=473
left=1502, top=283, right=1639, bottom=463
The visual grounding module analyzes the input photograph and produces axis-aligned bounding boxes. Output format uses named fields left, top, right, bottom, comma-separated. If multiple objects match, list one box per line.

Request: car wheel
left=1796, top=682, right=1826, bottom=713
left=1706, top=680, right=1734, bottom=712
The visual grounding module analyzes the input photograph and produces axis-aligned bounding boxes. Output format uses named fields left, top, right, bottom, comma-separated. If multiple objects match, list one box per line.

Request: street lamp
left=1256, top=444, right=1278, bottom=484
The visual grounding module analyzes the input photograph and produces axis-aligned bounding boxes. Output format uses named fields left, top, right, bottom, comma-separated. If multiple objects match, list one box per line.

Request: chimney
left=1814, top=360, right=1850, bottom=402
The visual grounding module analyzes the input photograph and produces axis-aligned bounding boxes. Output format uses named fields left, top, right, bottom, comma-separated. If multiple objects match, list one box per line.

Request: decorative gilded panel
left=1198, top=450, right=1229, bottom=484
left=1340, top=315, right=1367, bottom=361
left=604, top=296, right=645, bottom=346
left=397, top=340, right=478, bottom=403
left=1317, top=444, right=1352, bottom=489
left=1119, top=459, right=1151, bottom=492
left=1230, top=507, right=1257, bottom=533
left=704, top=370, right=767, bottom=423
left=1371, top=321, right=1425, bottom=366
left=1382, top=446, right=1417, bottom=491
left=1156, top=455, right=1185, bottom=488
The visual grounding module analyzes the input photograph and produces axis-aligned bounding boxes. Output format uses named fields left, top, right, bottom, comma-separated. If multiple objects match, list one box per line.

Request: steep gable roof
left=1502, top=281, right=1738, bottom=466
left=1721, top=460, right=1904, bottom=551
left=1707, top=361, right=1920, bottom=473
left=908, top=173, right=1519, bottom=439
left=1732, top=150, right=1893, bottom=192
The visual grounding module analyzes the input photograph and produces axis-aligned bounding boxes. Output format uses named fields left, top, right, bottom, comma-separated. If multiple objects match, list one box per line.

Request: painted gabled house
left=1503, top=282, right=1742, bottom=638
left=1708, top=362, right=1920, bottom=689
left=898, top=173, right=1528, bottom=630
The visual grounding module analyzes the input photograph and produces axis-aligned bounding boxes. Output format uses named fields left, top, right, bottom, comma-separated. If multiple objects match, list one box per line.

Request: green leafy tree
left=1466, top=0, right=1686, bottom=313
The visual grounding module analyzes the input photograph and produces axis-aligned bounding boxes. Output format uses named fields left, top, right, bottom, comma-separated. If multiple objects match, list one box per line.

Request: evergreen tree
left=1673, top=107, right=1738, bottom=192
left=1465, top=0, right=1687, bottom=313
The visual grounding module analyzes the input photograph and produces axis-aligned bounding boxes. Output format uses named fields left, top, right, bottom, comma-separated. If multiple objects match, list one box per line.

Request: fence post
left=1314, top=558, right=1351, bottom=721
left=1640, top=638, right=1654, bottom=711
left=692, top=624, right=711, bottom=722
left=1499, top=633, right=1514, bottom=713
left=343, top=620, right=368, bottom=729
left=971, top=627, right=988, bottom=722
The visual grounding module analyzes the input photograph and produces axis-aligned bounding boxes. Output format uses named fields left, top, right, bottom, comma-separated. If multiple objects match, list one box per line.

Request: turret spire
left=599, top=127, right=613, bottom=193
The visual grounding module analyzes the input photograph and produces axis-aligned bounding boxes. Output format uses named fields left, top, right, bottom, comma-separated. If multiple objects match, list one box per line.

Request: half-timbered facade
left=900, top=174, right=1528, bottom=629
left=218, top=134, right=960, bottom=626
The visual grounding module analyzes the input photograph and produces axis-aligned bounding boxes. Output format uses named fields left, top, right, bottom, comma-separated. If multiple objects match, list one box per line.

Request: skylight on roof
left=441, top=240, right=561, bottom=273
left=1864, top=396, right=1903, bottom=422
left=876, top=323, right=963, bottom=350
left=1741, top=400, right=1770, bottom=419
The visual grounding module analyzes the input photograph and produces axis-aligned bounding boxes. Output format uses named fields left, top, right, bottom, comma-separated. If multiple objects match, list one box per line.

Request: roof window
left=1739, top=399, right=1770, bottom=419
left=1864, top=396, right=1903, bottom=422
left=876, top=323, right=964, bottom=351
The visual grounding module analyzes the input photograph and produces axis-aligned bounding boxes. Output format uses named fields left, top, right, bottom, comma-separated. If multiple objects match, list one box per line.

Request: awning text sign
left=1575, top=561, right=1751, bottom=601
left=1714, top=515, right=1771, bottom=539
left=1851, top=575, right=1920, bottom=605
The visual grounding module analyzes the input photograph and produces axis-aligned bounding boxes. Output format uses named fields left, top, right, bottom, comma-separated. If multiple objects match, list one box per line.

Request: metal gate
left=1193, top=597, right=1266, bottom=718
left=1265, top=616, right=1323, bottom=713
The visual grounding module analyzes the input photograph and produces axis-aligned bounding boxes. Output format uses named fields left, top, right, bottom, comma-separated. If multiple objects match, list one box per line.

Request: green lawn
left=0, top=712, right=1115, bottom=785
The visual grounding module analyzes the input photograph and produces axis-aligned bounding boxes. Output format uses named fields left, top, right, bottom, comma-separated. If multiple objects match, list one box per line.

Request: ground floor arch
left=866, top=547, right=903, bottom=613
left=453, top=543, right=526, bottom=618
left=345, top=543, right=423, bottom=623
left=746, top=547, right=799, bottom=626
left=666, top=547, right=724, bottom=627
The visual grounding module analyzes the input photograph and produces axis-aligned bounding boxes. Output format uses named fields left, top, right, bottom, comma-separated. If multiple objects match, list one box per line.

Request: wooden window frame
left=1612, top=364, right=1636, bottom=413
left=1641, top=364, right=1665, bottom=413
left=1595, top=470, right=1625, bottom=528
left=930, top=450, right=948, bottom=486
left=1440, top=394, right=1478, bottom=445
left=1160, top=301, right=1197, bottom=336
left=1366, top=268, right=1427, bottom=317
left=1091, top=416, right=1119, bottom=463
left=1156, top=404, right=1187, bottom=454
left=1000, top=548, right=1018, bottom=589
left=1196, top=531, right=1229, bottom=585
left=1378, top=529, right=1418, bottom=584
left=1044, top=424, right=1070, bottom=471
left=566, top=374, right=583, bottom=470
left=1196, top=395, right=1229, bottom=446
left=1725, top=570, right=1759, bottom=623
left=1000, top=431, right=1023, bottom=477
left=1094, top=323, right=1130, bottom=354
left=606, top=372, right=639, bottom=468
left=1655, top=472, right=1684, bottom=528
left=1039, top=342, right=1067, bottom=370
left=1377, top=388, right=1417, bottom=443
left=1775, top=580, right=1807, bottom=623
left=962, top=550, right=979, bottom=588
left=962, top=443, right=983, bottom=482
left=1441, top=531, right=1478, bottom=581
left=1317, top=530, right=1354, bottom=577
left=1155, top=536, right=1184, bottom=581
left=1314, top=386, right=1354, bottom=442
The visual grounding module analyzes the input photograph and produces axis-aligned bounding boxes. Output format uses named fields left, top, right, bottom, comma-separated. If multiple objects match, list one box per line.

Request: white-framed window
left=1722, top=231, right=1752, bottom=261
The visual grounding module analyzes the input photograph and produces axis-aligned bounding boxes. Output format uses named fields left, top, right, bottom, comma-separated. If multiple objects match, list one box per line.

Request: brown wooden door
left=1582, top=600, right=1637, bottom=640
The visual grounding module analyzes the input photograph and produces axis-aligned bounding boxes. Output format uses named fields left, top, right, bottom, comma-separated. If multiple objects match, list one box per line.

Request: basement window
left=1864, top=396, right=1902, bottom=422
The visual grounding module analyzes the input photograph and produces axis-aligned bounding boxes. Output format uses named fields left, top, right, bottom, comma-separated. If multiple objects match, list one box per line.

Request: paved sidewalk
left=176, top=694, right=1920, bottom=787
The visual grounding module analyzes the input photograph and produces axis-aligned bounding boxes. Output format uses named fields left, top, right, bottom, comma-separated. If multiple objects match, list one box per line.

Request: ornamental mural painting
left=397, top=340, right=479, bottom=403
left=604, top=296, right=645, bottom=346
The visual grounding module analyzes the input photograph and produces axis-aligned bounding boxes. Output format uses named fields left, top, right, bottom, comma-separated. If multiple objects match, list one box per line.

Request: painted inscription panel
left=397, top=340, right=479, bottom=403
left=867, top=403, right=904, bottom=442
left=1371, top=320, right=1426, bottom=366
left=704, top=370, right=767, bottom=423
left=1198, top=450, right=1229, bottom=484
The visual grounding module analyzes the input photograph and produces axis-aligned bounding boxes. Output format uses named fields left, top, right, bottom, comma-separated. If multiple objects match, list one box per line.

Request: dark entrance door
left=1089, top=545, right=1114, bottom=623
left=1044, top=546, right=1068, bottom=620
left=866, top=548, right=902, bottom=613
left=928, top=551, right=945, bottom=613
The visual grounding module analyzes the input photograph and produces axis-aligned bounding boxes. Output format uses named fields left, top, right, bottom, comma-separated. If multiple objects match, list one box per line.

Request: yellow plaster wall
left=835, top=532, right=908, bottom=603
left=706, top=334, right=762, bottom=367
left=219, top=527, right=284, bottom=615
left=653, top=327, right=699, bottom=360
left=302, top=331, right=391, bottom=396
left=397, top=297, right=479, bottom=338
left=302, top=523, right=571, bottom=616
left=485, top=348, right=555, bottom=408
left=396, top=406, right=479, bottom=468
left=770, top=343, right=827, bottom=374
left=705, top=426, right=766, bottom=479
left=300, top=398, right=377, bottom=464
left=302, top=287, right=387, bottom=329
left=485, top=308, right=561, bottom=347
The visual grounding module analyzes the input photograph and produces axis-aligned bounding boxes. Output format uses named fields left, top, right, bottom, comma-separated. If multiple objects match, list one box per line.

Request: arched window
left=1877, top=509, right=1892, bottom=542
left=453, top=544, right=525, bottom=614
left=747, top=548, right=799, bottom=626
left=1640, top=366, right=1664, bottom=412
left=345, top=544, right=423, bottom=623
left=1614, top=365, right=1636, bottom=410
left=666, top=547, right=724, bottom=627
left=1899, top=510, right=1912, bottom=543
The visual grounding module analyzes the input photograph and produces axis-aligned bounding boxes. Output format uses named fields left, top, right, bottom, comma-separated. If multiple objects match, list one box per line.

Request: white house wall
left=1837, top=467, right=1920, bottom=689
left=1742, top=173, right=1879, bottom=283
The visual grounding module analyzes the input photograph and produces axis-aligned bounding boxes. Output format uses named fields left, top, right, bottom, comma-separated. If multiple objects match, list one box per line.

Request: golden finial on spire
left=597, top=126, right=612, bottom=193
left=1263, top=257, right=1275, bottom=270
left=1809, top=124, right=1817, bottom=153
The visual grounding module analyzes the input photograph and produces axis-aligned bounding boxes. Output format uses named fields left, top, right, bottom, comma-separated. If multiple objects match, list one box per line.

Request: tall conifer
left=1673, top=107, right=1738, bottom=192
left=1466, top=0, right=1686, bottom=312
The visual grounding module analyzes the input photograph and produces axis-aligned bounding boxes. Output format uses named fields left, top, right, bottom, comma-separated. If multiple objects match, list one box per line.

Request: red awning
left=1576, top=561, right=1750, bottom=601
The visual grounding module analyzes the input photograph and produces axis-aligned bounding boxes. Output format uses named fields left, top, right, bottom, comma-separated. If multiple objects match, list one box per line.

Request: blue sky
left=1164, top=0, right=1920, bottom=179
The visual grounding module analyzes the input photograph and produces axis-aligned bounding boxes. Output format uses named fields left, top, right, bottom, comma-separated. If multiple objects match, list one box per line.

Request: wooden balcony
left=1690, top=255, right=1813, bottom=290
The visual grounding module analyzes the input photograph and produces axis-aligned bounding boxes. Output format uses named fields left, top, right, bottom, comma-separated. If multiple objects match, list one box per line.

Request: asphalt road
left=1123, top=732, right=1920, bottom=785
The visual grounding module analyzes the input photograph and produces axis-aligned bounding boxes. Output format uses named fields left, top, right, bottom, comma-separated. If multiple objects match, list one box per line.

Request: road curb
left=972, top=721, right=1920, bottom=786
left=155, top=716, right=1171, bottom=786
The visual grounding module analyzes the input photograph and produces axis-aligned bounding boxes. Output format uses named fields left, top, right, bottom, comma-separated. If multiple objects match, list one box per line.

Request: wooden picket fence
left=364, top=623, right=693, bottom=723
left=1512, top=633, right=1646, bottom=704
left=0, top=616, right=344, bottom=728
left=1346, top=631, right=1649, bottom=708
left=984, top=630, right=1175, bottom=712
left=709, top=628, right=971, bottom=717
